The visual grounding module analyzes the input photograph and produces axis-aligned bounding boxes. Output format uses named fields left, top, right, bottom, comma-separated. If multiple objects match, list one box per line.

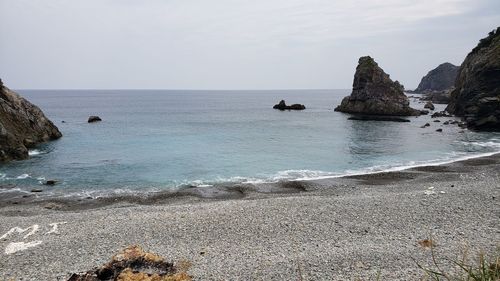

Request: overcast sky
left=0, top=0, right=499, bottom=90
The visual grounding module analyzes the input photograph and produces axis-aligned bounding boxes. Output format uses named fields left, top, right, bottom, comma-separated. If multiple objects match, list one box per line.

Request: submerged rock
left=88, top=116, right=102, bottom=123
left=273, top=100, right=306, bottom=110
left=348, top=115, right=410, bottom=122
left=446, top=27, right=500, bottom=131
left=335, top=56, right=421, bottom=116
left=68, top=245, right=191, bottom=281
left=414, top=62, right=459, bottom=93
left=0, top=79, right=62, bottom=163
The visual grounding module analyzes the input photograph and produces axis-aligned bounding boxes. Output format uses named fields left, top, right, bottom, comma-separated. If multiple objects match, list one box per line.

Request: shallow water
left=1, top=89, right=499, bottom=197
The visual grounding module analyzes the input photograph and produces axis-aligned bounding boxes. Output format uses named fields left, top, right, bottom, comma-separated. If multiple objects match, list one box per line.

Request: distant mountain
left=414, top=62, right=459, bottom=93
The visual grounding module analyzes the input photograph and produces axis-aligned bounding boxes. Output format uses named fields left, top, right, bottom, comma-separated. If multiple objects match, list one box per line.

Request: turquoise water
left=1, top=89, right=499, bottom=197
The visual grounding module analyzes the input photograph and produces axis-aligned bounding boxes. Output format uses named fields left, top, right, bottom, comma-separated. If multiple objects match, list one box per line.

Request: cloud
left=0, top=0, right=498, bottom=89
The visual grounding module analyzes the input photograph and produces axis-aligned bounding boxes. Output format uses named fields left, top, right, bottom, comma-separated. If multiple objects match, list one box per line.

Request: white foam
left=16, top=174, right=30, bottom=179
left=28, top=149, right=42, bottom=156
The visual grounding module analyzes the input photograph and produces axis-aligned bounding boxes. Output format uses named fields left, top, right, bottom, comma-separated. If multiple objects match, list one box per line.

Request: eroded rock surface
left=0, top=79, right=62, bottom=162
left=446, top=27, right=500, bottom=131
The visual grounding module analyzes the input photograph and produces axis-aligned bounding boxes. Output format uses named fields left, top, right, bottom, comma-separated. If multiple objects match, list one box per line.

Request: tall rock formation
left=415, top=63, right=459, bottom=93
left=335, top=56, right=421, bottom=116
left=446, top=27, right=500, bottom=131
left=0, top=79, right=62, bottom=162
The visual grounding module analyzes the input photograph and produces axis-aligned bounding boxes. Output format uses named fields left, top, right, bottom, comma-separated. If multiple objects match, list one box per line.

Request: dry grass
left=416, top=242, right=500, bottom=281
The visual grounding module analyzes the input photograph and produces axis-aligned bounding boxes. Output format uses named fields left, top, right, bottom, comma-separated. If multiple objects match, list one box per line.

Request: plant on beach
left=416, top=242, right=500, bottom=281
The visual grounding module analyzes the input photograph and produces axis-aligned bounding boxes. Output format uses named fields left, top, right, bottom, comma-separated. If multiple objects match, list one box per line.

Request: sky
left=0, top=0, right=499, bottom=90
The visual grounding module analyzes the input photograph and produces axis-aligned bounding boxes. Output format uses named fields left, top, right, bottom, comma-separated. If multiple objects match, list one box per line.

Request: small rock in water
left=88, top=116, right=102, bottom=123
left=424, top=101, right=435, bottom=111
left=44, top=180, right=58, bottom=186
left=436, top=128, right=443, bottom=132
left=433, top=120, right=441, bottom=122
left=31, top=188, right=43, bottom=193
left=273, top=100, right=306, bottom=110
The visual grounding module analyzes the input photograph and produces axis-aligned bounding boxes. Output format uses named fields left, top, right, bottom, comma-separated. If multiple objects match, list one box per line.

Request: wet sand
left=0, top=153, right=499, bottom=280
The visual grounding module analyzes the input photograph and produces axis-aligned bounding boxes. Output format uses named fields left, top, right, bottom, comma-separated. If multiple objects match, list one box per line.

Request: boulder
left=446, top=27, right=500, bottom=131
left=335, top=56, right=421, bottom=116
left=88, top=116, right=102, bottom=123
left=273, top=100, right=306, bottom=110
left=424, top=101, right=435, bottom=110
left=414, top=63, right=459, bottom=93
left=0, top=79, right=62, bottom=163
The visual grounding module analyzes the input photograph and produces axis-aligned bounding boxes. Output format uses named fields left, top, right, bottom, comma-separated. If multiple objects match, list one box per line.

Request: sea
left=1, top=89, right=499, bottom=198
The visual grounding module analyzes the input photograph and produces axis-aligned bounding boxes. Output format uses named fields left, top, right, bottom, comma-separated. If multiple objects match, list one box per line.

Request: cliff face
left=335, top=56, right=421, bottom=116
left=0, top=79, right=62, bottom=162
left=415, top=63, right=459, bottom=93
left=446, top=27, right=500, bottom=131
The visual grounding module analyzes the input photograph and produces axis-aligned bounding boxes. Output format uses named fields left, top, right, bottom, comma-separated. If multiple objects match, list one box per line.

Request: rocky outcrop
left=446, top=27, right=500, bottom=131
left=0, top=79, right=62, bottom=162
left=335, top=56, right=421, bottom=116
left=415, top=63, right=459, bottom=93
left=419, top=89, right=452, bottom=104
left=273, top=100, right=306, bottom=110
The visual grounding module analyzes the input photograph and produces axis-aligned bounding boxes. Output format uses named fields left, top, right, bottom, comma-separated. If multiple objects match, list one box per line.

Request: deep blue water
left=1, top=90, right=499, bottom=197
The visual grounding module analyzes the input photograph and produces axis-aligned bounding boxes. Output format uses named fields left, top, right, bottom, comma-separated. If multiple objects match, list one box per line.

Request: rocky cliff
left=446, top=27, right=500, bottom=131
left=0, top=79, right=62, bottom=162
left=415, top=62, right=459, bottom=93
left=335, top=56, right=421, bottom=116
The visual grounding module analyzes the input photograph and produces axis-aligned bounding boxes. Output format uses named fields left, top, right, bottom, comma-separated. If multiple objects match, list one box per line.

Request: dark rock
left=443, top=121, right=450, bottom=125
left=436, top=128, right=443, bottom=132
left=424, top=101, right=435, bottom=110
left=415, top=62, right=459, bottom=93
left=335, top=56, right=421, bottom=116
left=273, top=100, right=306, bottom=110
left=419, top=110, right=429, bottom=115
left=433, top=120, right=441, bottom=122
left=348, top=115, right=410, bottom=122
left=44, top=180, right=58, bottom=186
left=88, top=116, right=102, bottom=123
left=446, top=27, right=500, bottom=131
left=31, top=189, right=43, bottom=193
left=0, top=79, right=62, bottom=162
left=419, top=89, right=453, bottom=104
left=431, top=111, right=452, bottom=118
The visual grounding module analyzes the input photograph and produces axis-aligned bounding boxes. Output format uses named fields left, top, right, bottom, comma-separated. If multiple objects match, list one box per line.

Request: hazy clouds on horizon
left=1, top=0, right=499, bottom=90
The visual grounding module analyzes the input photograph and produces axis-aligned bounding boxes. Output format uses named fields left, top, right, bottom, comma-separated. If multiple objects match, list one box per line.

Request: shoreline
left=0, top=151, right=500, bottom=214
left=0, top=151, right=499, bottom=213
left=0, top=151, right=499, bottom=279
